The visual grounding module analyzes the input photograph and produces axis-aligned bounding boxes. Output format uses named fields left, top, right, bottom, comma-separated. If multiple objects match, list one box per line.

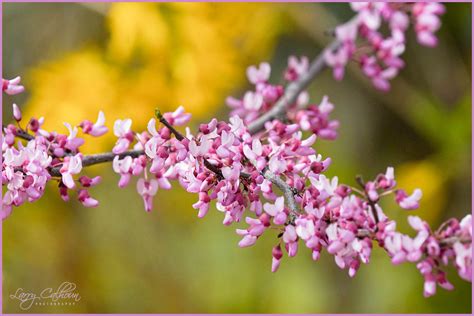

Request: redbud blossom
left=80, top=111, right=108, bottom=137
left=2, top=76, right=24, bottom=95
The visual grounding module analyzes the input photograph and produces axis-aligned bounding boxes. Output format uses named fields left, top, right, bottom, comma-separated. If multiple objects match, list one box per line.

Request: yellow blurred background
left=2, top=2, right=472, bottom=313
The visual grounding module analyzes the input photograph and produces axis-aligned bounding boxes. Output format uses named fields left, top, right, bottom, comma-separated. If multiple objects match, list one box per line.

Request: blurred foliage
left=2, top=2, right=472, bottom=314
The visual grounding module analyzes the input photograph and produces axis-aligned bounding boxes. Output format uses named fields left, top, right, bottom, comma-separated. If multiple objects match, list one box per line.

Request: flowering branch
left=3, top=2, right=471, bottom=298
left=247, top=39, right=340, bottom=134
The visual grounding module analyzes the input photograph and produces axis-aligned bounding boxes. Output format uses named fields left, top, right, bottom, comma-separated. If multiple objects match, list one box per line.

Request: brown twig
left=3, top=124, right=35, bottom=141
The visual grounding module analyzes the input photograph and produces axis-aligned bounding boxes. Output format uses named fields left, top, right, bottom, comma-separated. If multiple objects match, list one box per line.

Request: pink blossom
left=243, top=91, right=263, bottom=111
left=216, top=130, right=235, bottom=158
left=271, top=244, right=283, bottom=272
left=396, top=189, right=422, bottom=210
left=136, top=178, right=159, bottom=212
left=59, top=154, right=83, bottom=189
left=236, top=214, right=270, bottom=248
left=324, top=3, right=445, bottom=91
left=112, top=156, right=133, bottom=187
left=263, top=197, right=287, bottom=225
left=80, top=111, right=108, bottom=137
left=413, top=3, right=445, bottom=47
left=326, top=223, right=355, bottom=255
left=192, top=192, right=211, bottom=217
left=243, top=139, right=266, bottom=170
left=453, top=242, right=472, bottom=282
left=63, top=123, right=84, bottom=152
left=189, top=136, right=212, bottom=157
left=283, top=225, right=298, bottom=257
left=295, top=96, right=339, bottom=140
left=162, top=106, right=192, bottom=126
left=79, top=175, right=101, bottom=187
left=247, top=62, right=271, bottom=84
left=324, top=47, right=350, bottom=81
left=78, top=189, right=99, bottom=207
left=377, top=166, right=396, bottom=189
left=295, top=217, right=315, bottom=241
left=309, top=174, right=338, bottom=199
left=113, top=119, right=133, bottom=154
left=285, top=56, right=309, bottom=81
left=2, top=76, right=24, bottom=95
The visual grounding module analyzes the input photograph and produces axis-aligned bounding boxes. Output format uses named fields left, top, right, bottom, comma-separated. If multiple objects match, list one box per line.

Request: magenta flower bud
left=59, top=185, right=69, bottom=202
left=79, top=176, right=102, bottom=187
left=272, top=244, right=283, bottom=260
left=53, top=147, right=65, bottom=157
left=22, top=175, right=34, bottom=188
left=29, top=118, right=40, bottom=132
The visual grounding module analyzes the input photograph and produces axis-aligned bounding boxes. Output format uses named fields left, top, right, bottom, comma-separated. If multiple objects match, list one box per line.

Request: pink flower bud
left=12, top=104, right=22, bottom=121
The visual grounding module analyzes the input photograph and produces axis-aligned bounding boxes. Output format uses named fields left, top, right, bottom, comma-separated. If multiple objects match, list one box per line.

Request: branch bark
left=49, top=150, right=144, bottom=177
left=262, top=167, right=299, bottom=215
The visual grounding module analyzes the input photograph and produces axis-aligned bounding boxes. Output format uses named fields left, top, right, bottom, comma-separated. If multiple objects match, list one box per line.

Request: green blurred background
left=2, top=2, right=472, bottom=313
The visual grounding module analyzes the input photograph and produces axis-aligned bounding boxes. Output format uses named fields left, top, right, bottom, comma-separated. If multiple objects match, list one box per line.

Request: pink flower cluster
left=2, top=94, right=108, bottom=218
left=258, top=167, right=423, bottom=277
left=324, top=2, right=445, bottom=91
left=383, top=214, right=472, bottom=297
left=227, top=58, right=339, bottom=140
left=110, top=107, right=191, bottom=211
left=2, top=135, right=51, bottom=219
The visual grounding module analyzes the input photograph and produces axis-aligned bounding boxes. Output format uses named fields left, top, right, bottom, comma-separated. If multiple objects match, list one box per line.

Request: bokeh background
left=2, top=2, right=472, bottom=313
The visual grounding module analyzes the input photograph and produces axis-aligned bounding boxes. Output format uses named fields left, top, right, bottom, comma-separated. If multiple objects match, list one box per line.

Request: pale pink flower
left=2, top=76, right=24, bottom=95
left=243, top=91, right=264, bottom=111
left=189, top=136, right=212, bottom=157
left=243, top=139, right=266, bottom=171
left=113, top=119, right=133, bottom=154
left=63, top=123, right=84, bottom=151
left=271, top=244, right=283, bottom=272
left=81, top=111, right=108, bottom=137
left=136, top=178, right=159, bottom=212
left=60, top=154, right=83, bottom=189
left=295, top=217, right=315, bottom=241
left=112, top=156, right=133, bottom=187
left=453, top=242, right=472, bottom=282
left=216, top=130, right=235, bottom=158
left=162, top=106, right=192, bottom=126
left=285, top=56, right=309, bottom=81
left=263, top=196, right=287, bottom=225
left=396, top=189, right=422, bottom=210
left=78, top=189, right=99, bottom=207
left=247, top=62, right=271, bottom=84
left=192, top=192, right=211, bottom=218
left=283, top=225, right=298, bottom=257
